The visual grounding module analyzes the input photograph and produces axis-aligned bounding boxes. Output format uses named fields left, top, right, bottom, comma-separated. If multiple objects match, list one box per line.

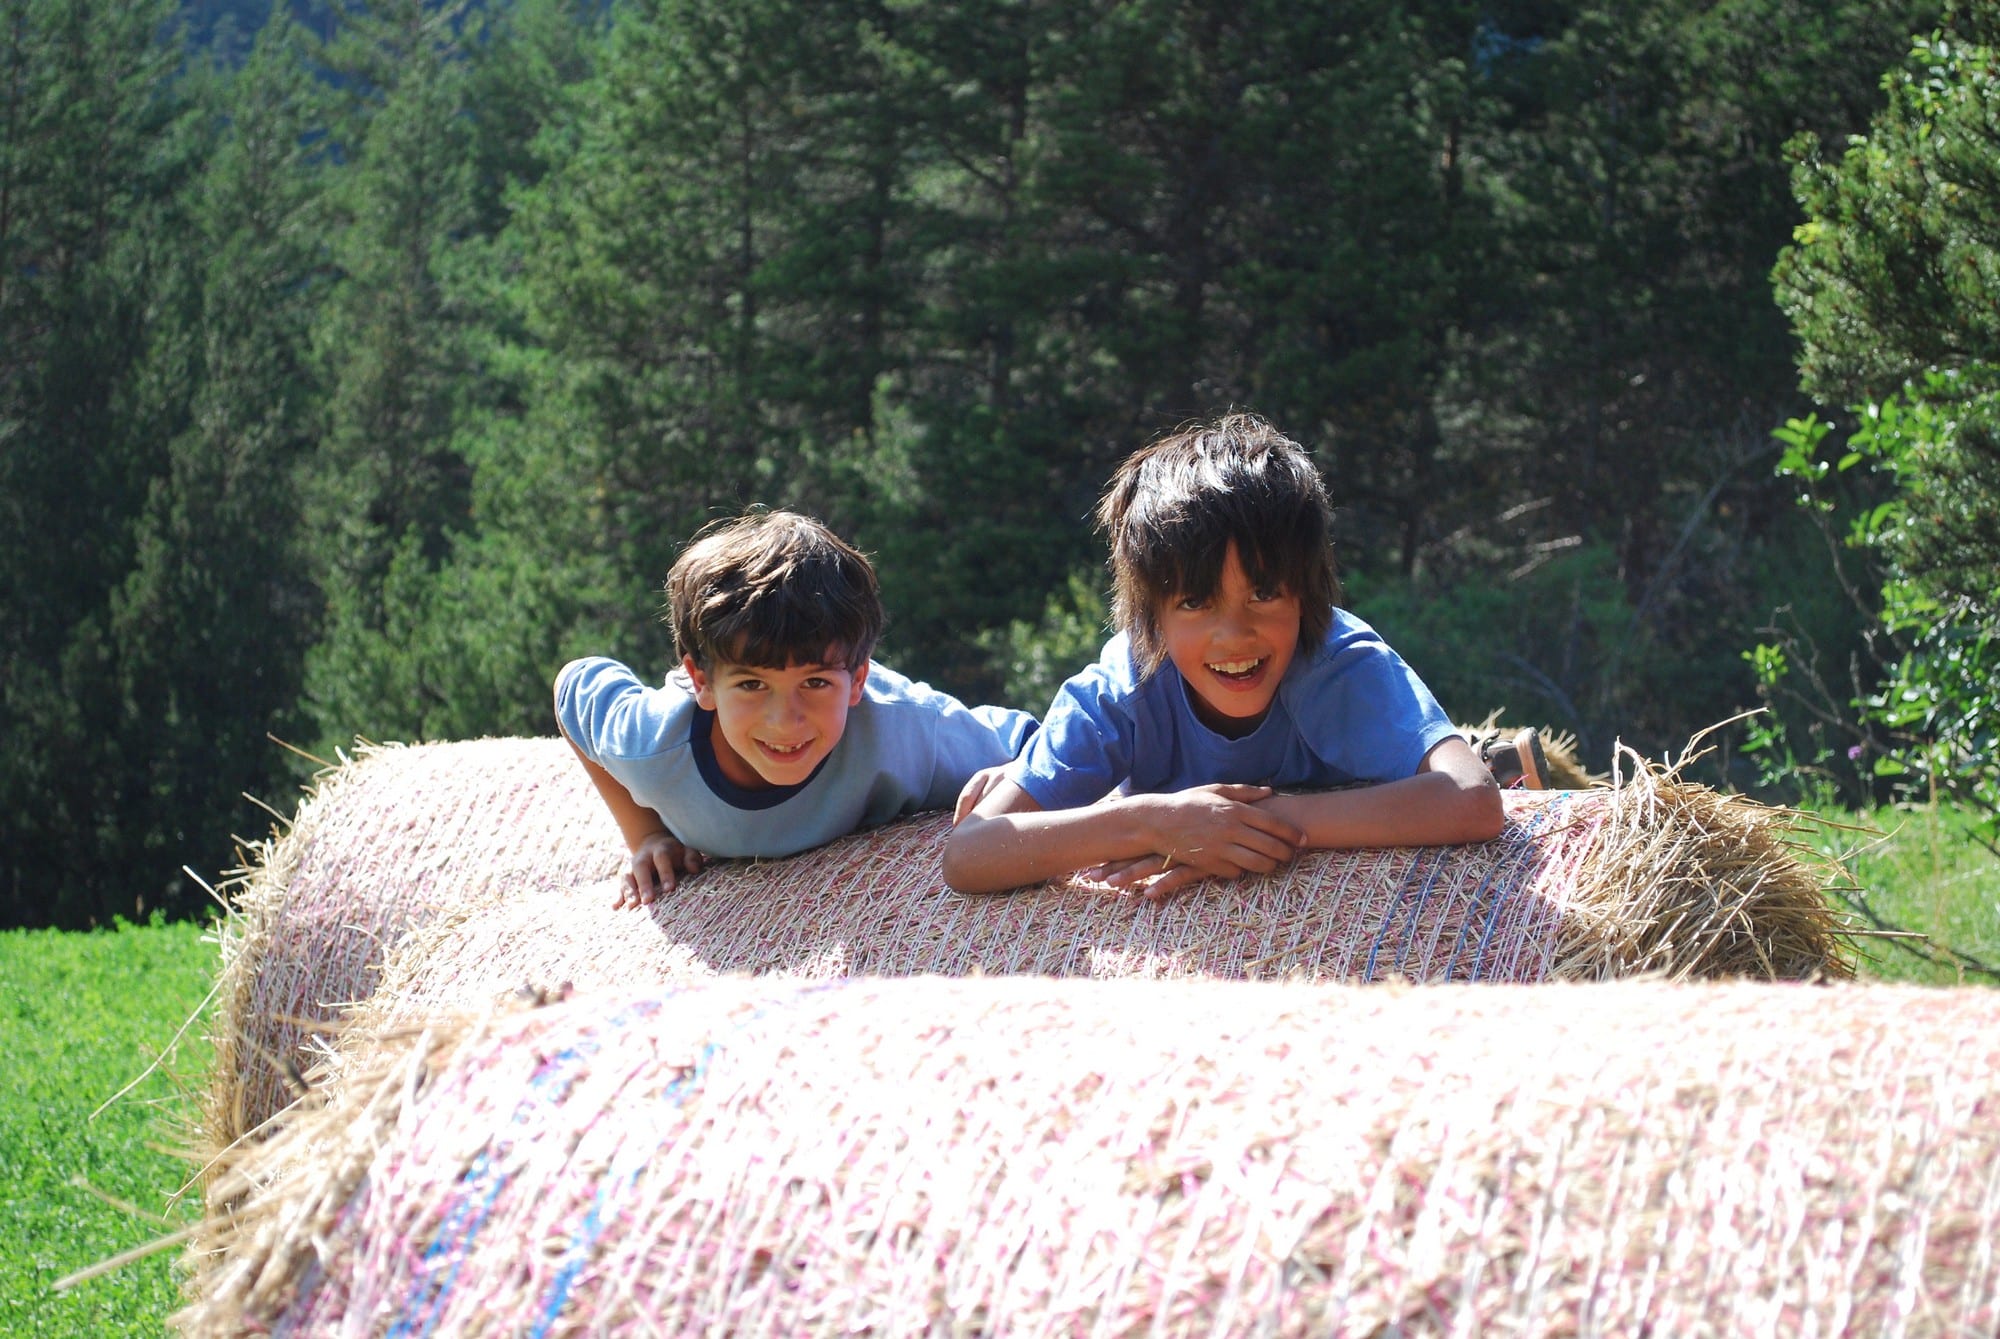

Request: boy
left=943, top=414, right=1502, bottom=897
left=557, top=510, right=1037, bottom=907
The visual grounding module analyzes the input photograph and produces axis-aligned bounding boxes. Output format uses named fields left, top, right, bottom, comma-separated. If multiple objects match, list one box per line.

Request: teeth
left=1209, top=658, right=1261, bottom=675
left=762, top=741, right=809, bottom=756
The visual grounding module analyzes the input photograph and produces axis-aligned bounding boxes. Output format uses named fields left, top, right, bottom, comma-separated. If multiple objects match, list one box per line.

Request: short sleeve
left=916, top=701, right=1040, bottom=811
left=553, top=657, right=667, bottom=764
left=1009, top=660, right=1137, bottom=811
left=1287, top=622, right=1456, bottom=781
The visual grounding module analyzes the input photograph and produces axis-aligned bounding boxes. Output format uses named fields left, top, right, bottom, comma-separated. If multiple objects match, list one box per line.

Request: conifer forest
left=7, top=0, right=1998, bottom=928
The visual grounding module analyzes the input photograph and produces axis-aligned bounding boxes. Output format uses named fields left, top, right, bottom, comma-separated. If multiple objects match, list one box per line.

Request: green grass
left=1800, top=802, right=2000, bottom=985
left=0, top=918, right=215, bottom=1337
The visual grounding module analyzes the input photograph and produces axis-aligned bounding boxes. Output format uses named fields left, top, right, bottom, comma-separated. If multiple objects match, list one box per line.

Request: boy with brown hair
left=558, top=510, right=1036, bottom=907
left=944, top=413, right=1502, bottom=897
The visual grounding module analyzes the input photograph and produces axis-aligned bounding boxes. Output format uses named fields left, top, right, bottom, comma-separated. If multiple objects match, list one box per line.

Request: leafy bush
left=1755, top=8, right=2000, bottom=854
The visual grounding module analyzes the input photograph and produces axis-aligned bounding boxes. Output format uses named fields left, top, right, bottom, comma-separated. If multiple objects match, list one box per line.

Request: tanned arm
left=941, top=777, right=1304, bottom=895
left=1096, top=736, right=1502, bottom=901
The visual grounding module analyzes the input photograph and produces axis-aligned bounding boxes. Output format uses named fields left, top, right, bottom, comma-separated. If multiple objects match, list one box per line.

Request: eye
left=802, top=676, right=833, bottom=690
left=732, top=677, right=766, bottom=692
left=1251, top=587, right=1281, bottom=603
left=1175, top=594, right=1207, bottom=612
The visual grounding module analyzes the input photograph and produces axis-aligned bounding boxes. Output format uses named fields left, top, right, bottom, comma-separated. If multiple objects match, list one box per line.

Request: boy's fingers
left=1238, top=807, right=1304, bottom=847
left=1139, top=865, right=1206, bottom=902
left=1240, top=824, right=1300, bottom=862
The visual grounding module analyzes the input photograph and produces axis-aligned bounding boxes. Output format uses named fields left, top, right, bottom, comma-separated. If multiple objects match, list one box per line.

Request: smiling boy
left=557, top=510, right=1037, bottom=907
left=943, top=414, right=1502, bottom=897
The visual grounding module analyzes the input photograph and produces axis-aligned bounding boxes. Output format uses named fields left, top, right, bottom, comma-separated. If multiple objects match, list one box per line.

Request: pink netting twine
left=178, top=975, right=1998, bottom=1338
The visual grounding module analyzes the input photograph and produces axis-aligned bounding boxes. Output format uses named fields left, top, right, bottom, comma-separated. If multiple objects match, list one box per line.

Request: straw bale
left=177, top=975, right=2000, bottom=1338
left=206, top=739, right=620, bottom=1153
left=207, top=737, right=1850, bottom=1162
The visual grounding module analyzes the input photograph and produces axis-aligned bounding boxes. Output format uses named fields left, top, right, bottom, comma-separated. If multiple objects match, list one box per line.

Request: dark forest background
left=8, top=0, right=1996, bottom=929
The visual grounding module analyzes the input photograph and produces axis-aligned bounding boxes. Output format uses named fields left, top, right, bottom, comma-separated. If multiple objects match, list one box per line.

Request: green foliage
left=1776, top=13, right=2000, bottom=404
left=0, top=0, right=1959, bottom=925
left=972, top=570, right=1110, bottom=714
left=104, top=14, right=332, bottom=920
left=1753, top=7, right=2000, bottom=853
left=0, top=0, right=204, bottom=927
left=0, top=919, right=213, bottom=1335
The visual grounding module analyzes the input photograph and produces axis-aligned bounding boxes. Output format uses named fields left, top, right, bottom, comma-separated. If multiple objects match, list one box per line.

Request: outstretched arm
left=561, top=738, right=708, bottom=906
left=1264, top=734, right=1502, bottom=848
left=554, top=668, right=708, bottom=910
left=1107, top=736, right=1503, bottom=901
left=942, top=777, right=1304, bottom=895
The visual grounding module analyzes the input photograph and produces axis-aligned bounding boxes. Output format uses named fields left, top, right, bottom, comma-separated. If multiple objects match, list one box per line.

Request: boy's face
left=684, top=650, right=867, bottom=789
left=1155, top=543, right=1301, bottom=738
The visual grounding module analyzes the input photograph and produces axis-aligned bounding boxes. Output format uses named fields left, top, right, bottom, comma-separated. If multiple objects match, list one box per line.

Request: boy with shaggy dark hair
left=944, top=413, right=1501, bottom=896
left=559, top=509, right=1036, bottom=906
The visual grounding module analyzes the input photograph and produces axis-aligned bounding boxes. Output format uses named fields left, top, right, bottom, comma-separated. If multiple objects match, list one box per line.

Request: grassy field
left=0, top=919, right=213, bottom=1337
left=1802, top=801, right=2000, bottom=985
left=2, top=803, right=1993, bottom=1335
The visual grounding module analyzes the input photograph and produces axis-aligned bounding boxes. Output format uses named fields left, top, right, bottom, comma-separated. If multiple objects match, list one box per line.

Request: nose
left=1213, top=598, right=1256, bottom=642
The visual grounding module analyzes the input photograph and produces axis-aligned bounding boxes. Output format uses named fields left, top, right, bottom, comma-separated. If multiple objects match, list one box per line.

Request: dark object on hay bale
left=177, top=975, right=2000, bottom=1337
left=204, top=737, right=1852, bottom=1159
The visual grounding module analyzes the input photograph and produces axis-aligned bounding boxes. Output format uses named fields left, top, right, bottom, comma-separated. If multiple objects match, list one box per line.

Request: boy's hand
left=1093, top=784, right=1302, bottom=900
left=615, top=830, right=706, bottom=909
left=953, top=764, right=1014, bottom=823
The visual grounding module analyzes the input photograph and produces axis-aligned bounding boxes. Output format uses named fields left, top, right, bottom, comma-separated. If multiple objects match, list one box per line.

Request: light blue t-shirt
left=1011, top=609, right=1457, bottom=811
left=556, top=657, right=1037, bottom=858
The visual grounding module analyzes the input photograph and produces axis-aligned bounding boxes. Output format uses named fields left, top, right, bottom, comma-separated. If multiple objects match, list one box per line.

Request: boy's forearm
left=564, top=737, right=671, bottom=852
left=943, top=804, right=1154, bottom=895
left=1262, top=772, right=1502, bottom=850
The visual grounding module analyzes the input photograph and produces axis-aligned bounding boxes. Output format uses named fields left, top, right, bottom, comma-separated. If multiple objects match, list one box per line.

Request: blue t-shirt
left=556, top=657, right=1037, bottom=858
left=1011, top=609, right=1456, bottom=811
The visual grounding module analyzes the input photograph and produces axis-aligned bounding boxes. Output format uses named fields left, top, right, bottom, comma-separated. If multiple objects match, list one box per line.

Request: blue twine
left=386, top=1000, right=671, bottom=1334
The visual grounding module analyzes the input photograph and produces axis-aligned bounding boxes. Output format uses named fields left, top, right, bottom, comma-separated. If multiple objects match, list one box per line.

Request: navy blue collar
left=689, top=707, right=829, bottom=810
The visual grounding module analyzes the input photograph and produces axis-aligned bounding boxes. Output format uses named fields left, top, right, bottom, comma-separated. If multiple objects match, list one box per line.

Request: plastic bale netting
left=206, top=739, right=621, bottom=1155
left=177, top=975, right=2000, bottom=1337
left=206, top=736, right=1852, bottom=1161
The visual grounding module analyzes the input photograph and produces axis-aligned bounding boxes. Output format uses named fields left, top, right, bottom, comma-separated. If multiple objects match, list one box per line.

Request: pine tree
left=0, top=0, right=196, bottom=926
left=106, top=13, right=332, bottom=919
left=298, top=0, right=486, bottom=751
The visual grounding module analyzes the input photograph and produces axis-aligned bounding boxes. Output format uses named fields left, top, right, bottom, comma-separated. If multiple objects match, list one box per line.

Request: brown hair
left=665, top=510, right=883, bottom=672
left=1098, top=413, right=1340, bottom=675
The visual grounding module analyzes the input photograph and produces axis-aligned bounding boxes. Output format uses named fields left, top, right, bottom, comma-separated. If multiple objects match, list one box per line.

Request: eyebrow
left=720, top=661, right=843, bottom=678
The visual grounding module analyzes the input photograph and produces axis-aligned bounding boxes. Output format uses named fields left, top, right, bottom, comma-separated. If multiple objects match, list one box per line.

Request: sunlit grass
left=0, top=919, right=214, bottom=1337
left=1800, top=802, right=2000, bottom=985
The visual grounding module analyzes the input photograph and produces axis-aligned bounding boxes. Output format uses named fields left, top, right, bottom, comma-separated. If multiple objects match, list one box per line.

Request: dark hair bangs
left=1100, top=413, right=1341, bottom=673
left=666, top=510, right=883, bottom=673
left=705, top=576, right=875, bottom=673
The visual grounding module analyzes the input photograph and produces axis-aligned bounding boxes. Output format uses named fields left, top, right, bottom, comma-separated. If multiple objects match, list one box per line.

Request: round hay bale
left=206, top=739, right=620, bottom=1153
left=178, top=975, right=2000, bottom=1337
left=206, top=737, right=1851, bottom=1159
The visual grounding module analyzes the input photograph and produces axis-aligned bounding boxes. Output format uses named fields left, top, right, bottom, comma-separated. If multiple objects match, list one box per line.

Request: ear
left=847, top=658, right=869, bottom=707
left=683, top=655, right=718, bottom=710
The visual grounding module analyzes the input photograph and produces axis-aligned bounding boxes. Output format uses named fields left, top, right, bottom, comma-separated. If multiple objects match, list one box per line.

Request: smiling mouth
left=758, top=739, right=813, bottom=759
left=1207, top=657, right=1264, bottom=681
